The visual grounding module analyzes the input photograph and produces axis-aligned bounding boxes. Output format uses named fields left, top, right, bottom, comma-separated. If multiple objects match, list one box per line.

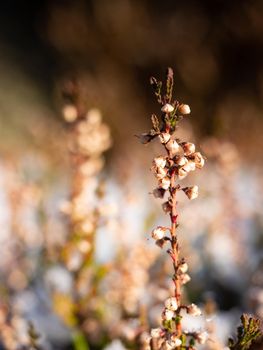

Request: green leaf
left=72, top=330, right=90, bottom=350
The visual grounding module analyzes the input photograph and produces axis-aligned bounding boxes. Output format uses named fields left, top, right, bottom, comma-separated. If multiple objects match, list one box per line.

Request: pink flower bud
left=193, top=152, right=205, bottom=169
left=187, top=303, right=202, bottom=316
left=161, top=103, right=174, bottom=113
left=178, top=104, right=191, bottom=115
left=181, top=142, right=195, bottom=156
left=164, top=297, right=178, bottom=311
left=183, top=186, right=198, bottom=200
left=153, top=156, right=167, bottom=169
left=159, top=132, right=171, bottom=144
left=166, top=140, right=180, bottom=156
left=152, top=226, right=167, bottom=240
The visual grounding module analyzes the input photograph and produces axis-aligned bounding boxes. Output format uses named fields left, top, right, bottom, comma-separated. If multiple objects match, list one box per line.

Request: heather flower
left=166, top=140, right=180, bottom=156
left=161, top=103, right=174, bottom=113
left=174, top=155, right=188, bottom=166
left=158, top=177, right=171, bottom=190
left=187, top=303, right=202, bottom=316
left=178, top=262, right=188, bottom=274
left=181, top=142, right=196, bottom=156
left=193, top=152, right=205, bottom=169
left=164, top=297, right=178, bottom=311
left=183, top=186, right=199, bottom=200
left=159, top=132, right=171, bottom=144
left=162, top=309, right=174, bottom=321
left=195, top=331, right=208, bottom=344
left=180, top=273, right=191, bottom=284
left=150, top=328, right=163, bottom=338
left=178, top=104, right=191, bottom=115
left=152, top=227, right=167, bottom=240
left=153, top=156, right=167, bottom=169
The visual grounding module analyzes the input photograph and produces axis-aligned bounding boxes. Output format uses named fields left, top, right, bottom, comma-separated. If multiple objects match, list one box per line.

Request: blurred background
left=0, top=0, right=262, bottom=349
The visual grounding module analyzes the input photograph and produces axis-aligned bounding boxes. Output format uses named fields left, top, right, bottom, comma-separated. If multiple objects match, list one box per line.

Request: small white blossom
left=161, top=103, right=174, bottom=113
left=182, top=161, right=196, bottom=172
left=196, top=331, right=208, bottom=344
left=178, top=167, right=188, bottom=180
left=152, top=226, right=167, bottom=240
left=178, top=104, right=191, bottom=115
left=164, top=297, right=178, bottom=311
left=166, top=140, right=180, bottom=156
left=155, top=167, right=168, bottom=179
left=150, top=328, right=163, bottom=338
left=153, top=156, right=167, bottom=169
left=181, top=142, right=195, bottom=156
left=174, top=156, right=188, bottom=166
left=159, top=177, right=171, bottom=190
left=159, top=132, right=171, bottom=144
left=193, top=152, right=205, bottom=169
left=164, top=339, right=182, bottom=349
left=162, top=308, right=174, bottom=321
left=187, top=303, right=202, bottom=316
left=183, top=186, right=198, bottom=200
left=170, top=335, right=182, bottom=347
left=180, top=273, right=191, bottom=284
left=63, top=105, right=78, bottom=122
left=178, top=262, right=188, bottom=274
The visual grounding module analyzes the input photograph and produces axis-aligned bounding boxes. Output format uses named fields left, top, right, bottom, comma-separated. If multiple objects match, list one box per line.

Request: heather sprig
left=139, top=68, right=206, bottom=350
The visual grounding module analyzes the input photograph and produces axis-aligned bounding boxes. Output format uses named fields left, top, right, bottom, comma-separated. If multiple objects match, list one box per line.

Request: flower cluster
left=139, top=68, right=207, bottom=349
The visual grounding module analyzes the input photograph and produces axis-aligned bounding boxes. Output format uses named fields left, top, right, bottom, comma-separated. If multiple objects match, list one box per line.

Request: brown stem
left=169, top=163, right=182, bottom=336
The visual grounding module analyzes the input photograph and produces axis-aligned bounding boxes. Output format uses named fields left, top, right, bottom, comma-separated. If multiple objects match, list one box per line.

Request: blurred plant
left=228, top=314, right=262, bottom=350
left=138, top=68, right=206, bottom=349
left=27, top=321, right=42, bottom=350
left=52, top=81, right=112, bottom=347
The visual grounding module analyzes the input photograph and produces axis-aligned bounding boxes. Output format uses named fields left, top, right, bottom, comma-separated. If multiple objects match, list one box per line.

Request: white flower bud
left=161, top=103, right=174, bottom=113
left=153, top=188, right=165, bottom=198
left=162, top=308, right=174, bottom=321
left=159, top=177, right=170, bottom=190
left=178, top=167, right=188, bottom=180
left=183, top=186, right=198, bottom=200
left=170, top=336, right=182, bottom=347
left=181, top=142, right=195, bottom=156
left=63, top=105, right=78, bottom=122
left=166, top=140, right=180, bottom=156
left=164, top=339, right=182, bottom=349
left=180, top=273, right=191, bottom=284
left=193, top=152, right=205, bottom=169
left=159, top=132, right=171, bottom=144
left=152, top=226, right=167, bottom=240
left=164, top=297, right=178, bottom=311
left=178, top=262, right=188, bottom=274
left=153, top=156, right=167, bottom=169
left=196, top=331, right=208, bottom=344
left=178, top=104, right=191, bottom=115
left=150, top=328, right=163, bottom=338
left=182, top=161, right=196, bottom=172
left=155, top=167, right=168, bottom=180
left=187, top=303, right=202, bottom=316
left=174, top=156, right=188, bottom=166
left=162, top=201, right=172, bottom=213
